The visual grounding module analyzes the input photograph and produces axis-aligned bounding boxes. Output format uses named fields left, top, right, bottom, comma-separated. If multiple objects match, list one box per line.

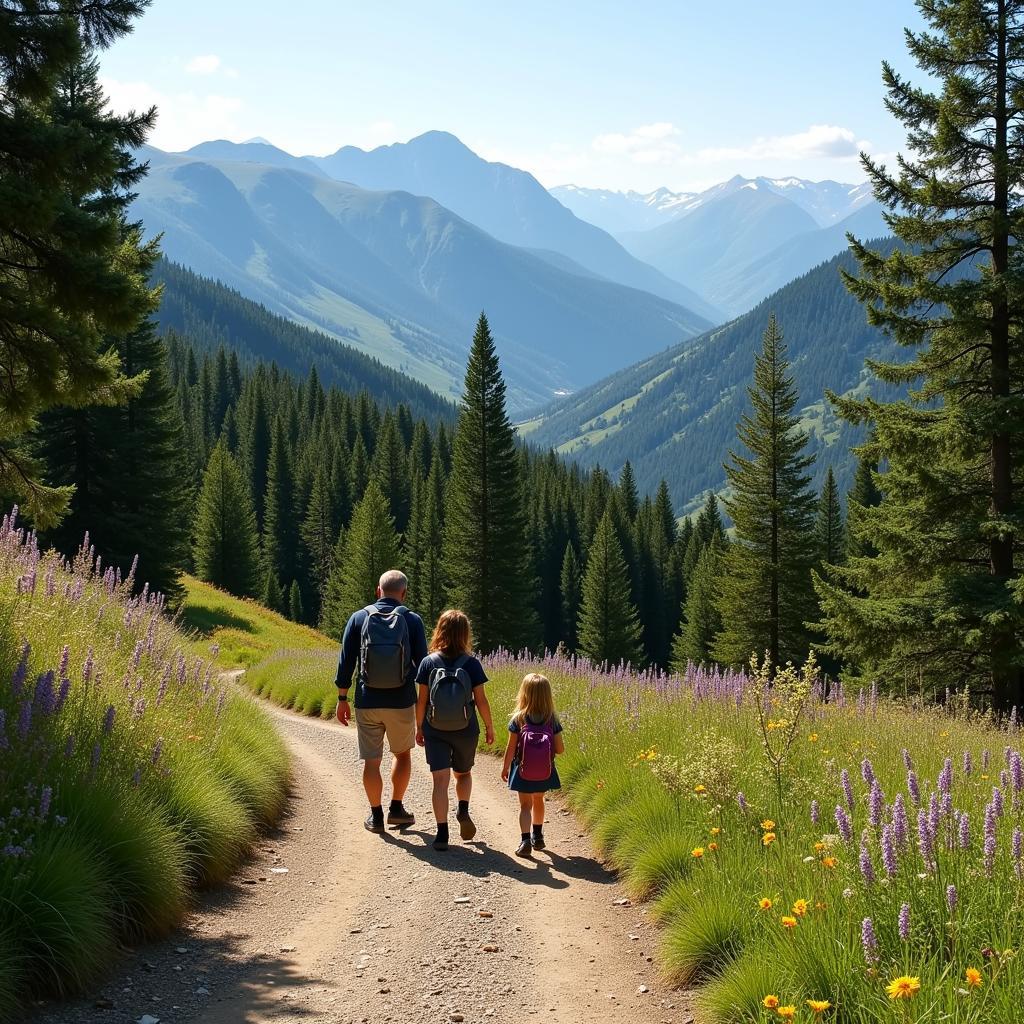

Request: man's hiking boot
left=387, top=803, right=415, bottom=827
left=456, top=807, right=477, bottom=841
left=515, top=837, right=533, bottom=858
left=433, top=832, right=449, bottom=852
left=364, top=813, right=385, bottom=834
left=532, top=833, right=546, bottom=851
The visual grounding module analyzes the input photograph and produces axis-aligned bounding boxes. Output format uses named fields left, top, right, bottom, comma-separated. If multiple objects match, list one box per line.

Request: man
left=335, top=569, right=427, bottom=832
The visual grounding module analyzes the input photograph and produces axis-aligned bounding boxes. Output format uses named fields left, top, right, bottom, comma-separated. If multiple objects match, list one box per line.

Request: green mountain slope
left=525, top=242, right=904, bottom=514
left=153, top=259, right=456, bottom=424
left=133, top=148, right=711, bottom=413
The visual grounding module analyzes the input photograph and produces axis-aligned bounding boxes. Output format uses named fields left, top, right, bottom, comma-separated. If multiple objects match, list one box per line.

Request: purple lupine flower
left=940, top=792, right=953, bottom=821
left=938, top=757, right=953, bottom=794
left=835, top=805, right=853, bottom=844
left=902, top=748, right=913, bottom=771
left=216, top=688, right=227, bottom=717
left=963, top=750, right=973, bottom=775
left=130, top=640, right=143, bottom=671
left=881, top=823, right=898, bottom=876
left=857, top=688, right=866, bottom=715
left=55, top=677, right=70, bottom=713
left=1001, top=769, right=1010, bottom=791
left=38, top=786, right=51, bottom=820
left=841, top=768, right=855, bottom=811
left=984, top=802, right=997, bottom=875
left=907, top=769, right=921, bottom=807
left=82, top=647, right=94, bottom=685
left=1013, top=827, right=1023, bottom=864
left=33, top=671, right=56, bottom=715
left=947, top=884, right=958, bottom=913
left=737, top=791, right=748, bottom=813
left=11, top=642, right=29, bottom=697
left=151, top=738, right=164, bottom=765
left=892, top=793, right=909, bottom=847
left=993, top=787, right=1005, bottom=817
left=869, top=781, right=885, bottom=827
left=57, top=644, right=69, bottom=681
left=917, top=808, right=934, bottom=868
left=859, top=840, right=876, bottom=884
left=102, top=704, right=116, bottom=735
left=928, top=792, right=941, bottom=836
left=898, top=902, right=911, bottom=941
left=959, top=812, right=971, bottom=849
left=133, top=697, right=146, bottom=719
left=16, top=699, right=31, bottom=740
left=861, top=917, right=878, bottom=963
left=90, top=742, right=101, bottom=772
left=1010, top=752, right=1024, bottom=793
left=810, top=799, right=820, bottom=825
left=861, top=757, right=876, bottom=786
left=1011, top=706, right=1019, bottom=731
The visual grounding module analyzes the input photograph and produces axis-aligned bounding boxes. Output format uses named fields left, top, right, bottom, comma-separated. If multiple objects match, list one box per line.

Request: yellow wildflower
left=781, top=915, right=797, bottom=930
left=763, top=832, right=777, bottom=846
left=694, top=784, right=707, bottom=793
left=708, top=842, right=719, bottom=852
left=691, top=847, right=705, bottom=859
left=792, top=898, right=809, bottom=917
left=821, top=856, right=838, bottom=869
left=710, top=826, right=721, bottom=835
left=761, top=819, right=776, bottom=830
left=777, top=1006, right=796, bottom=1020
left=758, top=897, right=773, bottom=911
left=886, top=976, right=921, bottom=1000
left=965, top=967, right=982, bottom=988
left=808, top=733, right=819, bottom=742
left=806, top=999, right=831, bottom=1014
left=762, top=995, right=780, bottom=1009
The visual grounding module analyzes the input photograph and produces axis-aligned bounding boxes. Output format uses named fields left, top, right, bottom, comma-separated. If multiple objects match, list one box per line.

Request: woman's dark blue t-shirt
left=416, top=652, right=487, bottom=736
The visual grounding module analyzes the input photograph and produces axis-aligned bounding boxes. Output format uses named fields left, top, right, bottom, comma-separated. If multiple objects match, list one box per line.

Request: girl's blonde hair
left=429, top=609, right=473, bottom=659
left=513, top=672, right=556, bottom=726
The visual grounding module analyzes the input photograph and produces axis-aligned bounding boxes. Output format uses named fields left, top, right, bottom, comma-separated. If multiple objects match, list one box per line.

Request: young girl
left=501, top=673, right=564, bottom=857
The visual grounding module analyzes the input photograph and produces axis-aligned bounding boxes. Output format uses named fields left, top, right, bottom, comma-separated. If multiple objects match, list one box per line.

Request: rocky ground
left=29, top=694, right=696, bottom=1024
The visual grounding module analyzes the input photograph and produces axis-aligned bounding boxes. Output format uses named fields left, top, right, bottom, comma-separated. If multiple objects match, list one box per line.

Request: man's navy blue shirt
left=334, top=598, right=427, bottom=709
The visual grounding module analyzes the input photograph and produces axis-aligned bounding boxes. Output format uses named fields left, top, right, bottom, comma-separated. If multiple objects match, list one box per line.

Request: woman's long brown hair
left=429, top=609, right=473, bottom=659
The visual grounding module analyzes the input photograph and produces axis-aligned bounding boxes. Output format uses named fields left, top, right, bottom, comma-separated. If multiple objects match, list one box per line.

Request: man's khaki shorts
left=354, top=706, right=417, bottom=761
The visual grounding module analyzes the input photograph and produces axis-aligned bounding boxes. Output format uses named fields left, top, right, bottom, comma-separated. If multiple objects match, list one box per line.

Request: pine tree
left=617, top=461, right=639, bottom=524
left=320, top=482, right=402, bottom=638
left=577, top=510, right=643, bottom=667
left=0, top=14, right=154, bottom=525
left=371, top=411, right=411, bottom=532
left=411, top=452, right=447, bottom=630
left=817, top=4, right=1024, bottom=707
left=672, top=535, right=724, bottom=670
left=713, top=315, right=817, bottom=669
left=815, top=467, right=845, bottom=566
left=845, top=452, right=883, bottom=559
left=243, top=375, right=272, bottom=527
left=442, top=314, right=538, bottom=651
left=299, top=463, right=335, bottom=622
left=194, top=440, right=261, bottom=597
left=263, top=415, right=298, bottom=585
left=288, top=580, right=304, bottom=623
left=262, top=569, right=285, bottom=614
left=560, top=542, right=583, bottom=652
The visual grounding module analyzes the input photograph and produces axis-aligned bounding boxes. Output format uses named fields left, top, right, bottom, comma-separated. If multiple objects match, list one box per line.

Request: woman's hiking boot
left=456, top=806, right=476, bottom=841
left=386, top=802, right=415, bottom=827
left=515, top=837, right=533, bottom=858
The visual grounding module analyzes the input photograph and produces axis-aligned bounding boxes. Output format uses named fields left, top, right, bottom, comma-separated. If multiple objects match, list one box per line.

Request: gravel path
left=29, top=686, right=695, bottom=1024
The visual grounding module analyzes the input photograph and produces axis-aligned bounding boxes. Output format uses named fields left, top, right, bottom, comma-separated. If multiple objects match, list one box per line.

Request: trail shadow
left=183, top=603, right=256, bottom=638
left=381, top=827, right=570, bottom=889
left=539, top=848, right=617, bottom=884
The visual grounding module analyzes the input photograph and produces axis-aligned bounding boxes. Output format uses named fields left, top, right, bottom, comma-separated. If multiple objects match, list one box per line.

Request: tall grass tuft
left=0, top=511, right=290, bottom=1008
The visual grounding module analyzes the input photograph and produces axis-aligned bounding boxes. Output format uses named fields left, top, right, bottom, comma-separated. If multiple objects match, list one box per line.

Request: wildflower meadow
left=259, top=643, right=1024, bottom=1023
left=0, top=510, right=289, bottom=1015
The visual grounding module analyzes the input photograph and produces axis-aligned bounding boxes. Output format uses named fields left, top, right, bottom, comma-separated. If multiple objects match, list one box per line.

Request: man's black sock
left=521, top=832, right=531, bottom=843
left=458, top=800, right=469, bottom=816
left=436, top=822, right=449, bottom=840
left=370, top=805, right=384, bottom=825
left=389, top=799, right=404, bottom=813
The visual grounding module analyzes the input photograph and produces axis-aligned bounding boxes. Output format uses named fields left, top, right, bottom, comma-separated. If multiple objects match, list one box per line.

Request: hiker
left=501, top=673, right=564, bottom=858
left=415, top=609, right=494, bottom=851
left=334, top=569, right=427, bottom=833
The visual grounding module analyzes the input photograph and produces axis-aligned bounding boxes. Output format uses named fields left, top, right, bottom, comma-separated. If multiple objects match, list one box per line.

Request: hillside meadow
left=0, top=518, right=289, bottom=1016
left=255, top=642, right=1024, bottom=1024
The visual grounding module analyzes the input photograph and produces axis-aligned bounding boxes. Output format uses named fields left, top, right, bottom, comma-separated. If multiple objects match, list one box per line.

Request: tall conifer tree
left=442, top=314, right=538, bottom=651
left=560, top=542, right=583, bottom=652
left=815, top=467, right=845, bottom=566
left=194, top=440, right=261, bottom=597
left=577, top=510, right=643, bottom=667
left=672, top=534, right=724, bottom=670
left=262, top=414, right=298, bottom=585
left=817, top=2, right=1024, bottom=706
left=713, top=315, right=817, bottom=669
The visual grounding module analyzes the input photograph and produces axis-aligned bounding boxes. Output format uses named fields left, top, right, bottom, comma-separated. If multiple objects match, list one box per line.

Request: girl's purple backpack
left=517, top=716, right=555, bottom=782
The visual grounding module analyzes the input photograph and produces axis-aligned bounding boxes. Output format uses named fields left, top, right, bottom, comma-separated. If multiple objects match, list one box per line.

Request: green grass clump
left=0, top=517, right=291, bottom=1010
left=244, top=648, right=339, bottom=718
left=480, top=649, right=1024, bottom=1023
left=182, top=574, right=333, bottom=668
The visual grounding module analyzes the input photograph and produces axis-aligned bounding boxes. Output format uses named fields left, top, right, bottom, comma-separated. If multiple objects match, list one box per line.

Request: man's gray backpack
left=428, top=655, right=474, bottom=730
left=359, top=605, right=411, bottom=689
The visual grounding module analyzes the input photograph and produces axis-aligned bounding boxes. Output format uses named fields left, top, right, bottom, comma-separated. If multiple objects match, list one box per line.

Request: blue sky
left=103, top=0, right=926, bottom=192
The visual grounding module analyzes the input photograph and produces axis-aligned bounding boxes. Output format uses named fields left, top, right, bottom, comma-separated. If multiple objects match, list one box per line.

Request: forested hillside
left=153, top=259, right=455, bottom=424
left=524, top=240, right=903, bottom=512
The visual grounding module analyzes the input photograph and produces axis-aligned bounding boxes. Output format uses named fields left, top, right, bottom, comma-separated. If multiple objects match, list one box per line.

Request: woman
left=415, top=609, right=495, bottom=851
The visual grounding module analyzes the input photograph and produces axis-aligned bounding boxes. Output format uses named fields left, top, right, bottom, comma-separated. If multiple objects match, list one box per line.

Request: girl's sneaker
left=515, top=837, right=533, bottom=858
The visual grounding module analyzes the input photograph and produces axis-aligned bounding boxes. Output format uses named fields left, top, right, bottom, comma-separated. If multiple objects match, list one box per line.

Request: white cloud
left=185, top=54, right=221, bottom=76
left=102, top=76, right=243, bottom=152
left=592, top=121, right=681, bottom=164
left=694, top=124, right=867, bottom=163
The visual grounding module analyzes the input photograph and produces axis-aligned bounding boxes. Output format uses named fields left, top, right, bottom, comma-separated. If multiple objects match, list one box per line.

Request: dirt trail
left=30, top=686, right=695, bottom=1024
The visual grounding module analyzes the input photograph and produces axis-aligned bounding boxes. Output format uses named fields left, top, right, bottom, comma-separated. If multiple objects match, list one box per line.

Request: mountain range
left=521, top=241, right=904, bottom=515
left=134, top=142, right=712, bottom=414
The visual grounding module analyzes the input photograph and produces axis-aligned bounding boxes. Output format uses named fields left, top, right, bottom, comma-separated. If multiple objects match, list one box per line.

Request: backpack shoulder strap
left=363, top=604, right=380, bottom=617
left=451, top=653, right=471, bottom=671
